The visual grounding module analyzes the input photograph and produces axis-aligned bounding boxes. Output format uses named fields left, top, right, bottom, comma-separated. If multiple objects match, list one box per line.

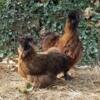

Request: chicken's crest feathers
left=67, top=10, right=82, bottom=28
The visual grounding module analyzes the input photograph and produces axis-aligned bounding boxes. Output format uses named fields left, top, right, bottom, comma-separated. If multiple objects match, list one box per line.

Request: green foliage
left=80, top=20, right=98, bottom=64
left=0, top=0, right=5, bottom=10
left=0, top=0, right=99, bottom=64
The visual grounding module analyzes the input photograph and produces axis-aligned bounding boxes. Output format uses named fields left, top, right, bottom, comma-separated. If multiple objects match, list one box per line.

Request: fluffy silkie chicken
left=18, top=35, right=71, bottom=88
left=41, top=10, right=83, bottom=79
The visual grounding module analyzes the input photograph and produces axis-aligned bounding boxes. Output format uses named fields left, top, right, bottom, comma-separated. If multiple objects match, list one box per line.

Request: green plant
left=0, top=0, right=98, bottom=64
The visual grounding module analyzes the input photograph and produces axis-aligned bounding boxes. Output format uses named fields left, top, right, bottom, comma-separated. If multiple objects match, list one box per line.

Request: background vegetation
left=0, top=0, right=99, bottom=65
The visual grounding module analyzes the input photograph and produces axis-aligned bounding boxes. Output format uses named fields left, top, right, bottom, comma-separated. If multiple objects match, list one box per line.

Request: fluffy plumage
left=18, top=35, right=70, bottom=88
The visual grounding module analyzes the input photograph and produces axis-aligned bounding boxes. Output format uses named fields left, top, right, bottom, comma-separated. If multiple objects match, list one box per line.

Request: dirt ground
left=0, top=59, right=100, bottom=100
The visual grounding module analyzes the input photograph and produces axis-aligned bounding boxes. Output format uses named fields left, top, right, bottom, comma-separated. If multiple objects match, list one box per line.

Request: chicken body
left=18, top=36, right=70, bottom=88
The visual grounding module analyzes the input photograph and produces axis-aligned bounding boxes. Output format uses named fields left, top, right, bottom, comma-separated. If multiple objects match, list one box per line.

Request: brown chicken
left=41, top=10, right=83, bottom=79
left=18, top=35, right=70, bottom=88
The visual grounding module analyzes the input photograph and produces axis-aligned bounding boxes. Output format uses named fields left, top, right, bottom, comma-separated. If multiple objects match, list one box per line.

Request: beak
left=29, top=42, right=34, bottom=49
left=29, top=42, right=33, bottom=46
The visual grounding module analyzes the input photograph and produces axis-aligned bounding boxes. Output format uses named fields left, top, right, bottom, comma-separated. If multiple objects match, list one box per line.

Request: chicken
left=18, top=35, right=70, bottom=88
left=41, top=10, right=83, bottom=79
